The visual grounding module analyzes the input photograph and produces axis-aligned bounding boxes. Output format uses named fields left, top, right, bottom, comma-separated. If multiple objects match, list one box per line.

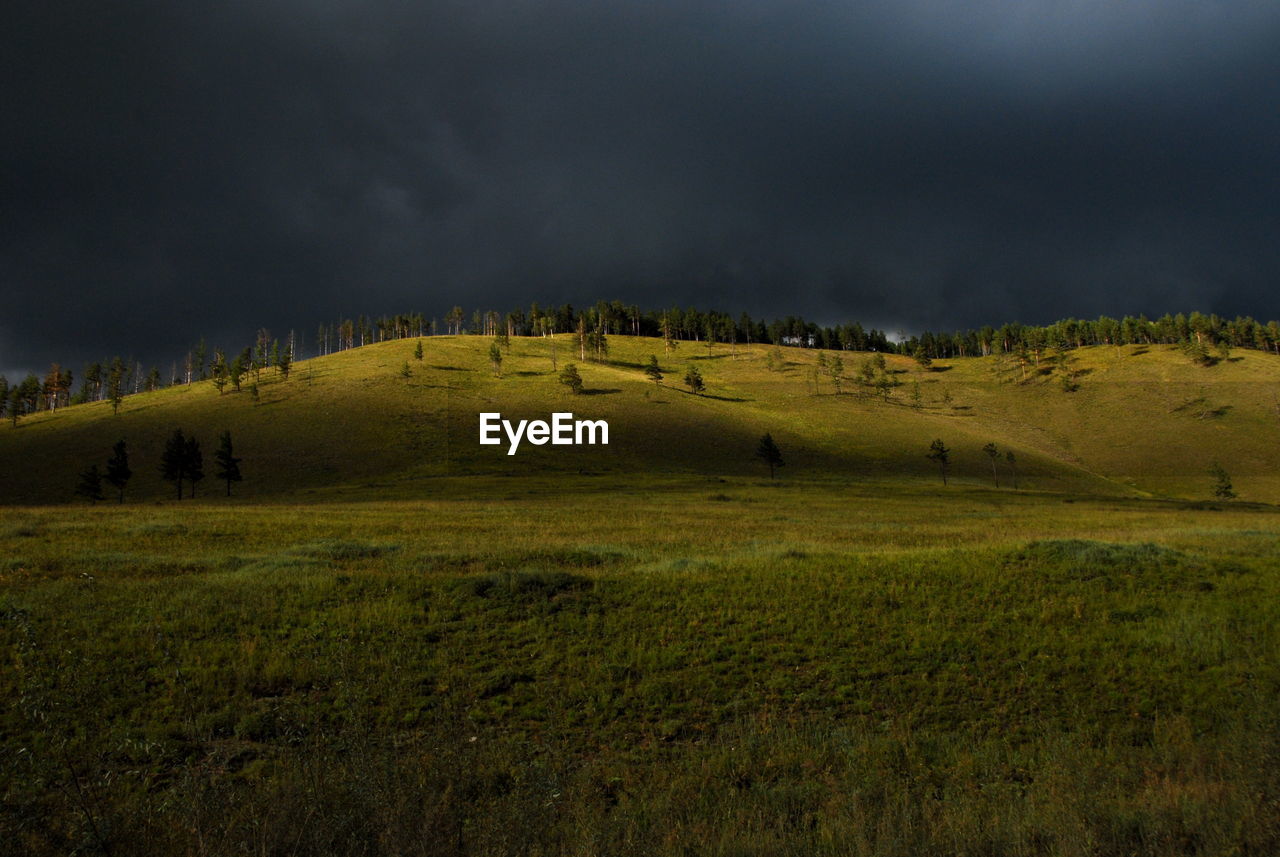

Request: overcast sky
left=5, top=0, right=1280, bottom=377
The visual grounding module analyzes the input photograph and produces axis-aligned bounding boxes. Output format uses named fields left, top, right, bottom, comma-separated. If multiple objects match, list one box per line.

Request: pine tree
left=76, top=464, right=104, bottom=503
left=105, top=439, right=131, bottom=503
left=161, top=429, right=187, bottom=500
left=756, top=433, right=784, bottom=478
left=927, top=438, right=950, bottom=486
left=400, top=361, right=411, bottom=378
left=559, top=363, right=583, bottom=394
left=214, top=430, right=242, bottom=497
left=982, top=442, right=1000, bottom=487
left=489, top=342, right=503, bottom=377
left=414, top=339, right=424, bottom=361
left=229, top=352, right=246, bottom=392
left=684, top=364, right=705, bottom=396
left=1005, top=450, right=1018, bottom=489
left=185, top=437, right=204, bottom=498
left=212, top=349, right=228, bottom=394
left=644, top=355, right=663, bottom=387
left=829, top=354, right=844, bottom=394
left=107, top=357, right=126, bottom=415
left=277, top=340, right=293, bottom=379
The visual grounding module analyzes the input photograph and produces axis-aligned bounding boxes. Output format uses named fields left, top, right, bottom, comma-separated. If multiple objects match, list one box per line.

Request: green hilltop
left=3, top=334, right=1278, bottom=504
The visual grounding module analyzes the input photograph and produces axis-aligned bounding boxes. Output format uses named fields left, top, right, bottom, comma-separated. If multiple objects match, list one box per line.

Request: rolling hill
left=3, top=335, right=1278, bottom=504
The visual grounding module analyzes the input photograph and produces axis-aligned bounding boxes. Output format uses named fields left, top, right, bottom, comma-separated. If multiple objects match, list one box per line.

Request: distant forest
left=6, top=301, right=1279, bottom=422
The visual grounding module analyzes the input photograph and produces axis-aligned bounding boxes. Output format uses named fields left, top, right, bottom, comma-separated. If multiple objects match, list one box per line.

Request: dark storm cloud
left=4, top=0, right=1280, bottom=376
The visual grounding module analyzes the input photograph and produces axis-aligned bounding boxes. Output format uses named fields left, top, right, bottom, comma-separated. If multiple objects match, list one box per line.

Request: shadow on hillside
left=927, top=365, right=953, bottom=373
left=679, top=390, right=751, bottom=402
left=690, top=353, right=733, bottom=360
left=431, top=365, right=470, bottom=372
left=511, top=370, right=547, bottom=377
left=581, top=388, right=622, bottom=396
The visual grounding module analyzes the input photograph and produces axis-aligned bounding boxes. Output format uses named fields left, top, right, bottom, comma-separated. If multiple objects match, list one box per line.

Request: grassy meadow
left=4, top=336, right=1280, bottom=854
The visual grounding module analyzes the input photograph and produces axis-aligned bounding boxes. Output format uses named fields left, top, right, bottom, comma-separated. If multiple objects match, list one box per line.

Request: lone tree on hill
left=1005, top=450, right=1018, bottom=489
left=105, top=439, right=131, bottom=503
left=1211, top=462, right=1236, bottom=500
left=927, top=438, right=950, bottom=486
left=982, top=442, right=1000, bottom=487
left=756, top=433, right=784, bottom=478
left=414, top=339, right=424, bottom=361
left=684, top=364, right=705, bottom=396
left=215, top=430, right=242, bottom=496
left=644, top=355, right=663, bottom=387
left=560, top=363, right=583, bottom=394
left=161, top=429, right=189, bottom=499
left=400, top=361, right=411, bottom=378
left=489, top=342, right=503, bottom=377
left=185, top=436, right=204, bottom=498
left=76, top=464, right=104, bottom=503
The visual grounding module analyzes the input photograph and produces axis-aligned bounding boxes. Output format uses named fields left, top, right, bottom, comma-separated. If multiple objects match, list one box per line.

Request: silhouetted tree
left=76, top=464, right=104, bottom=503
left=214, top=430, right=242, bottom=497
left=161, top=429, right=187, bottom=499
left=105, top=439, right=131, bottom=503
left=756, top=433, right=784, bottom=478
left=107, top=357, right=126, bottom=414
left=927, top=438, right=950, bottom=486
left=185, top=436, right=204, bottom=498
left=1005, top=450, right=1018, bottom=489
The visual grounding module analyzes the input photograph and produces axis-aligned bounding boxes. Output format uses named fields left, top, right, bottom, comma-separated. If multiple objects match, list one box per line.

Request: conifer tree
left=107, top=357, right=126, bottom=414
left=982, top=442, right=1000, bottom=487
left=194, top=338, right=208, bottom=381
left=414, top=339, right=424, bottom=361
left=927, top=438, right=950, bottom=485
left=212, top=349, right=228, bottom=394
left=105, top=439, right=132, bottom=503
left=400, top=361, right=411, bottom=378
left=277, top=340, right=292, bottom=379
left=756, top=433, right=784, bottom=478
left=214, top=430, right=242, bottom=497
left=489, top=342, right=503, bottom=376
left=185, top=436, right=204, bottom=498
left=559, top=363, right=583, bottom=394
left=161, top=429, right=187, bottom=499
left=644, top=355, right=663, bottom=387
left=1005, top=450, right=1018, bottom=489
left=684, top=364, right=705, bottom=395
left=76, top=464, right=104, bottom=503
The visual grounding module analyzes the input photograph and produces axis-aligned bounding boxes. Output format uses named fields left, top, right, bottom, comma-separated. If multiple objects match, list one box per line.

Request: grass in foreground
left=3, top=480, right=1280, bottom=855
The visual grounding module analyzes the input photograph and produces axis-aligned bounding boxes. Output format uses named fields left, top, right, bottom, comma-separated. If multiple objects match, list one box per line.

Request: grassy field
left=4, top=336, right=1280, bottom=854
left=3, top=334, right=1280, bottom=503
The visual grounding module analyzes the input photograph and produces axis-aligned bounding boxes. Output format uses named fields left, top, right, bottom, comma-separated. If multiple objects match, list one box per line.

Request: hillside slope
left=2, top=336, right=1278, bottom=504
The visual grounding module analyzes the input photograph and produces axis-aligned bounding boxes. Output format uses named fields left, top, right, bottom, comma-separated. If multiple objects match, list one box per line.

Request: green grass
left=4, top=336, right=1280, bottom=853
left=4, top=335, right=1280, bottom=504
left=3, top=484, right=1280, bottom=854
